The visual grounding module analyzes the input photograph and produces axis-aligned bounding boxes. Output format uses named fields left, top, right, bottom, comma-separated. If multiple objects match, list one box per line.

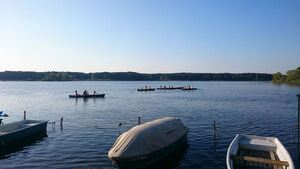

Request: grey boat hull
left=156, top=87, right=183, bottom=90
left=182, top=88, right=197, bottom=90
left=0, top=120, right=47, bottom=147
left=112, top=133, right=187, bottom=169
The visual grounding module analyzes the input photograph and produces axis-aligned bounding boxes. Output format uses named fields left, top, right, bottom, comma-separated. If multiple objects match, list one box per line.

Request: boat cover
left=108, top=117, right=188, bottom=159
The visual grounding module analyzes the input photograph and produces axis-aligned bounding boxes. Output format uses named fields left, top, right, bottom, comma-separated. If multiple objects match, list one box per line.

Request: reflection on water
left=73, top=97, right=105, bottom=104
left=0, top=132, right=47, bottom=159
left=142, top=140, right=189, bottom=169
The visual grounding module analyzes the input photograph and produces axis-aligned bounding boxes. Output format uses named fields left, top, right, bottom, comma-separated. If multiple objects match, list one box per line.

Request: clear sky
left=0, top=0, right=299, bottom=73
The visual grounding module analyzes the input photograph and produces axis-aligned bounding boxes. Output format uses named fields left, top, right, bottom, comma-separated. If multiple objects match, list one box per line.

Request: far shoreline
left=0, top=71, right=272, bottom=81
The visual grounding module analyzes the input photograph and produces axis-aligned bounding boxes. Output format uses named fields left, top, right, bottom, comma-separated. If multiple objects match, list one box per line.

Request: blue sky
left=0, top=0, right=299, bottom=73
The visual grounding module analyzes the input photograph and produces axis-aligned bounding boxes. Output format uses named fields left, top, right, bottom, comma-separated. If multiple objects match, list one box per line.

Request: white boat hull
left=226, top=134, right=294, bottom=169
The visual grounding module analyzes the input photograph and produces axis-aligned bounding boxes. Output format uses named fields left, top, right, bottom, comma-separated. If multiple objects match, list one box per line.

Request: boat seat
left=239, top=139, right=277, bottom=152
left=270, top=152, right=283, bottom=169
left=231, top=155, right=289, bottom=167
left=0, top=131, right=7, bottom=135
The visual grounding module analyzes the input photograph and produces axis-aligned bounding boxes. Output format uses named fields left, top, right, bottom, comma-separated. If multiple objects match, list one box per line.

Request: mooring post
left=138, top=117, right=141, bottom=125
left=213, top=120, right=217, bottom=140
left=212, top=120, right=217, bottom=151
left=60, top=117, right=63, bottom=130
left=24, top=111, right=26, bottom=120
left=297, top=94, right=300, bottom=145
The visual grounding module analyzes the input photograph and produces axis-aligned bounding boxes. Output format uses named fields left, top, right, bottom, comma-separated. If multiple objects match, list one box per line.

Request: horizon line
left=0, top=70, right=274, bottom=74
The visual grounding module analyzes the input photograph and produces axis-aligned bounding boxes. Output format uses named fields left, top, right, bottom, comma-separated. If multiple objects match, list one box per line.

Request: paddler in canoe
left=83, top=90, right=89, bottom=96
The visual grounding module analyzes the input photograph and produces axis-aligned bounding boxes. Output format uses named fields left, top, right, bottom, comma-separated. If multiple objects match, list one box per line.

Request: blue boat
left=108, top=117, right=188, bottom=169
left=0, top=120, right=48, bottom=147
left=69, top=94, right=105, bottom=98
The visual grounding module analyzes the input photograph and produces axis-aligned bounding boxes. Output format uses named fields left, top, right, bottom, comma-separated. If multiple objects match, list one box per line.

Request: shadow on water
left=141, top=140, right=189, bottom=169
left=0, top=132, right=47, bottom=159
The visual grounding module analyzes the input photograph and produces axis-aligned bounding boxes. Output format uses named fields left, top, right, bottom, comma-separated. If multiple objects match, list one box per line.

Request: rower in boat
left=83, top=90, right=89, bottom=96
left=75, top=90, right=78, bottom=97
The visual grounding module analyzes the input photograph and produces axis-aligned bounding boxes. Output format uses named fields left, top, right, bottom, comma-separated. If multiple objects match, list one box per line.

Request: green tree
left=272, top=67, right=300, bottom=84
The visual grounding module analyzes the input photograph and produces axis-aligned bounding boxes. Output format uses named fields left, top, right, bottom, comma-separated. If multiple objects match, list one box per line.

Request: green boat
left=0, top=120, right=48, bottom=147
left=108, top=117, right=188, bottom=169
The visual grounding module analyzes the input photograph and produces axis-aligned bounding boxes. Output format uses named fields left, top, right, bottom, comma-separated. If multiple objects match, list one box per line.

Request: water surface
left=0, top=81, right=299, bottom=169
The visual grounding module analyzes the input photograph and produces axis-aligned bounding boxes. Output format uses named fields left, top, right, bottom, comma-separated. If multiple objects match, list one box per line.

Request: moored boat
left=226, top=134, right=294, bottom=169
left=108, top=117, right=188, bottom=169
left=182, top=88, right=197, bottom=90
left=156, top=87, right=183, bottom=90
left=182, top=86, right=197, bottom=90
left=69, top=94, right=105, bottom=98
left=0, top=120, right=48, bottom=147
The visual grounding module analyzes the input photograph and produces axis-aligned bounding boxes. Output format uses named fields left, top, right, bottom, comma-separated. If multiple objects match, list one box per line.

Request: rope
left=48, top=118, right=63, bottom=130
left=119, top=119, right=140, bottom=127
left=94, top=118, right=140, bottom=128
left=48, top=119, right=60, bottom=124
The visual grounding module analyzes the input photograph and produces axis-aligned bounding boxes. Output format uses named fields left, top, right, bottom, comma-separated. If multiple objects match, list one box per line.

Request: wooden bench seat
left=231, top=155, right=289, bottom=167
left=0, top=131, right=7, bottom=135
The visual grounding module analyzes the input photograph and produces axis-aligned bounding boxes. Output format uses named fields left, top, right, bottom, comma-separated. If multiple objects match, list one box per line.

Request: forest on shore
left=272, top=67, right=300, bottom=84
left=0, top=71, right=272, bottom=81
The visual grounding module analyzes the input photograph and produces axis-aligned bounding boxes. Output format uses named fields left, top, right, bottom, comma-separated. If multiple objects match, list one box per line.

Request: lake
left=0, top=81, right=299, bottom=169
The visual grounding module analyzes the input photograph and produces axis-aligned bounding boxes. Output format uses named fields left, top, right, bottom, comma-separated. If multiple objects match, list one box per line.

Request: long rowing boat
left=182, top=88, right=197, bottom=90
left=156, top=87, right=183, bottom=90
left=226, top=134, right=294, bottom=169
left=137, top=88, right=155, bottom=91
left=69, top=94, right=105, bottom=98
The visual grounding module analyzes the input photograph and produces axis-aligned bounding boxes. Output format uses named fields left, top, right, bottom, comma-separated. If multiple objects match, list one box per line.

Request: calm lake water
left=0, top=81, right=299, bottom=169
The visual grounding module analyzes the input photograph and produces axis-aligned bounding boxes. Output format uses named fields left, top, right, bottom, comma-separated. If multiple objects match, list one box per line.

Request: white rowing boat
left=108, top=117, right=188, bottom=169
left=226, top=134, right=294, bottom=169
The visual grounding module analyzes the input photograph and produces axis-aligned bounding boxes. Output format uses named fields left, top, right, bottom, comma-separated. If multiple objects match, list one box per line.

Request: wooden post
left=138, top=117, right=141, bottom=125
left=212, top=120, right=217, bottom=151
left=213, top=120, right=217, bottom=140
left=60, top=117, right=63, bottom=130
left=24, top=111, right=26, bottom=120
left=297, top=94, right=300, bottom=145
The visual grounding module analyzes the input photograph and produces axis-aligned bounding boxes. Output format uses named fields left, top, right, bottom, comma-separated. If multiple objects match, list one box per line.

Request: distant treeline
left=0, top=71, right=273, bottom=81
left=272, top=67, right=300, bottom=84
